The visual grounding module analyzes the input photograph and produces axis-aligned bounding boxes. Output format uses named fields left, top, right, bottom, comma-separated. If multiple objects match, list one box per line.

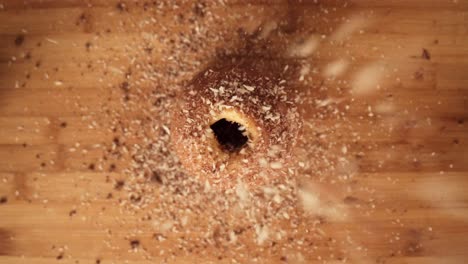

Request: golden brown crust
left=171, top=57, right=302, bottom=189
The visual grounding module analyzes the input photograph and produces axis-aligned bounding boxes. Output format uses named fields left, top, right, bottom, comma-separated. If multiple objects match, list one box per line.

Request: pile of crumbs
left=92, top=2, right=376, bottom=263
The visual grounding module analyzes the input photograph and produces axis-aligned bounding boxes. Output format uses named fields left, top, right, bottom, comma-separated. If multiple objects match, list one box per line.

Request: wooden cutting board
left=0, top=0, right=467, bottom=263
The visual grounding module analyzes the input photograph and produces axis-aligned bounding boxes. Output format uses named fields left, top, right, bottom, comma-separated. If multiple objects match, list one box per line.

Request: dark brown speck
left=15, top=35, right=25, bottom=46
left=130, top=239, right=140, bottom=249
left=422, top=49, right=431, bottom=60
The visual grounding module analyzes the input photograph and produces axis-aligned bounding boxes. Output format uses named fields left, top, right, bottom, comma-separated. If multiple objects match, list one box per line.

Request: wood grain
left=0, top=0, right=467, bottom=263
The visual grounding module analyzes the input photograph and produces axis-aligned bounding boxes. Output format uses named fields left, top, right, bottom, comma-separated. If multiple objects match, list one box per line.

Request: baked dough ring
left=171, top=57, right=301, bottom=189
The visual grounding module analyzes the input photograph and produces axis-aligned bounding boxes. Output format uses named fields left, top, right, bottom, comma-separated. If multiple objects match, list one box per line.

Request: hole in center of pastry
left=210, top=118, right=248, bottom=152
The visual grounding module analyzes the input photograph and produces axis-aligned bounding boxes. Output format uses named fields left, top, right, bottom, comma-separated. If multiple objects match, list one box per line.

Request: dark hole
left=210, top=118, right=248, bottom=152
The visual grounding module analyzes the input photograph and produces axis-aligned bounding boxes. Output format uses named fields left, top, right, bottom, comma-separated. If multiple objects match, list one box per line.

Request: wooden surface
left=1, top=0, right=468, bottom=263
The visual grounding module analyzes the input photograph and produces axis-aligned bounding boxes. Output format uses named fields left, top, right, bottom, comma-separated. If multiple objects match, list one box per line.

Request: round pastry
left=171, top=57, right=302, bottom=189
